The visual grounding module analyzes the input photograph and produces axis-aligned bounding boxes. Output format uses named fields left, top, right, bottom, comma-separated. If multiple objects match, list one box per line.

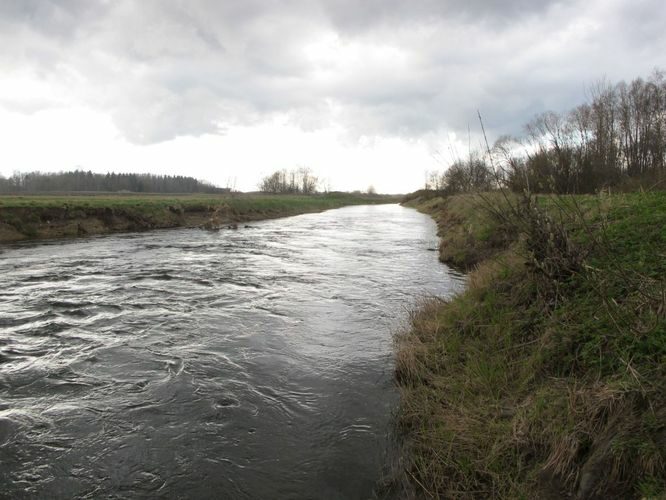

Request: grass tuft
left=394, top=191, right=666, bottom=498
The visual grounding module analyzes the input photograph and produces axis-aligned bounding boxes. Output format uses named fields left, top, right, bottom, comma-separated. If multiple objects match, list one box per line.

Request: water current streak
left=0, top=204, right=463, bottom=499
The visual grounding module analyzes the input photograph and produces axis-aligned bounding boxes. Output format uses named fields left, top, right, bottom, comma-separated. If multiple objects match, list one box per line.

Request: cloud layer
left=0, top=0, right=664, bottom=180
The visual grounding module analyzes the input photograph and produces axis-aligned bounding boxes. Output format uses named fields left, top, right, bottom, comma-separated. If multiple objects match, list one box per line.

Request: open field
left=395, top=191, right=666, bottom=498
left=0, top=192, right=400, bottom=242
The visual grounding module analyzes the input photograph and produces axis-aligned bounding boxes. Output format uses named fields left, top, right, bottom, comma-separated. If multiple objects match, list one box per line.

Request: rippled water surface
left=0, top=204, right=463, bottom=499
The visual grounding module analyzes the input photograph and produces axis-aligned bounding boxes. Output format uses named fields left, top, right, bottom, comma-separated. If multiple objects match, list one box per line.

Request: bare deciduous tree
left=259, top=168, right=320, bottom=194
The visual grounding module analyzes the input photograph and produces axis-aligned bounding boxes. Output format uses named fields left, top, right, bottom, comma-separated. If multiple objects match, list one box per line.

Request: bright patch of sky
left=0, top=0, right=663, bottom=192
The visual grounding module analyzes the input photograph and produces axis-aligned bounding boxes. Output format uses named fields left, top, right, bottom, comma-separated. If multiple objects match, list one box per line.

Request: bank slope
left=0, top=193, right=398, bottom=243
left=396, top=192, right=666, bottom=499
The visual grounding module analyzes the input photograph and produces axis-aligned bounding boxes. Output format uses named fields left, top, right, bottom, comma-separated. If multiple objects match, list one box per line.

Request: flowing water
left=0, top=204, right=464, bottom=499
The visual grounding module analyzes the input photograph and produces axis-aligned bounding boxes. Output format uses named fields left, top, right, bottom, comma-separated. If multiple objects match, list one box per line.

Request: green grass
left=395, top=191, right=666, bottom=499
left=0, top=192, right=400, bottom=241
left=0, top=192, right=396, bottom=210
left=404, top=193, right=515, bottom=270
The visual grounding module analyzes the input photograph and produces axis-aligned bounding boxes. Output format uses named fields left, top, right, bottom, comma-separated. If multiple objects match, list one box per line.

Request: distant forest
left=0, top=170, right=227, bottom=194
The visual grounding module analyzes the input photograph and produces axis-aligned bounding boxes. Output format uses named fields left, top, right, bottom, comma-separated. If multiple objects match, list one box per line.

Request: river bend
left=0, top=204, right=463, bottom=499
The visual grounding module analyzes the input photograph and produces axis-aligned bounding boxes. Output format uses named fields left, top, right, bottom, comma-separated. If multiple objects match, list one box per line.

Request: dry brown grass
left=393, top=191, right=666, bottom=499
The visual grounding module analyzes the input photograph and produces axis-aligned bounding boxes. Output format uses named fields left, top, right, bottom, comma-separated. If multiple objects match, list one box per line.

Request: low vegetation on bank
left=0, top=192, right=398, bottom=242
left=394, top=190, right=665, bottom=498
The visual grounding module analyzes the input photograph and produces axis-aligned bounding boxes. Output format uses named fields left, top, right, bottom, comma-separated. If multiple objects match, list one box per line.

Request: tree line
left=258, top=167, right=319, bottom=194
left=426, top=70, right=666, bottom=194
left=0, top=170, right=226, bottom=194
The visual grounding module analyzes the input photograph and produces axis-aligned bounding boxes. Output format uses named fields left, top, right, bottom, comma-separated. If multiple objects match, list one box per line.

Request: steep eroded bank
left=0, top=193, right=398, bottom=243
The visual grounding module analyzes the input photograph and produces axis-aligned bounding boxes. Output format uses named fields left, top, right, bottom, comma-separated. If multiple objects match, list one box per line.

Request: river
left=0, top=204, right=463, bottom=499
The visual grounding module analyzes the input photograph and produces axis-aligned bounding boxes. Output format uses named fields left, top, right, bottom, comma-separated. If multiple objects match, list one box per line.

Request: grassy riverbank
left=0, top=192, right=399, bottom=243
left=395, top=191, right=666, bottom=498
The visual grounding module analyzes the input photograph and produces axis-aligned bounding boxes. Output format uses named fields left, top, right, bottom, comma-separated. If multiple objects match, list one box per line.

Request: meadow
left=0, top=192, right=400, bottom=242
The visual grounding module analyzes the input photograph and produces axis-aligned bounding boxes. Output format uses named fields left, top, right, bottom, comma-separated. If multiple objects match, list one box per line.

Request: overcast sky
left=0, top=0, right=664, bottom=193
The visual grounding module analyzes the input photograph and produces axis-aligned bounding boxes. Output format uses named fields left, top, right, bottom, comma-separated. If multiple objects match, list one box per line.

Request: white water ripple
left=0, top=204, right=464, bottom=499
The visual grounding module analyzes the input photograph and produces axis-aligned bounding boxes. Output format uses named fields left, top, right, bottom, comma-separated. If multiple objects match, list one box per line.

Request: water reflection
left=0, top=204, right=464, bottom=498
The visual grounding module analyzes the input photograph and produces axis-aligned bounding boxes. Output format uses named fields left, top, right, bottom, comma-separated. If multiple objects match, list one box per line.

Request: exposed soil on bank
left=0, top=193, right=397, bottom=243
left=0, top=204, right=273, bottom=242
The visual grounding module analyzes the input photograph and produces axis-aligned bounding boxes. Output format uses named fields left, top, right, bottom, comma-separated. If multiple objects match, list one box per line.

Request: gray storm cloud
left=0, top=0, right=664, bottom=144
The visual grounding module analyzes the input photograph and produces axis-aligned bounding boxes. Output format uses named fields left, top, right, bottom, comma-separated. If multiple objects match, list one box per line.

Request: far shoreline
left=0, top=192, right=400, bottom=244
